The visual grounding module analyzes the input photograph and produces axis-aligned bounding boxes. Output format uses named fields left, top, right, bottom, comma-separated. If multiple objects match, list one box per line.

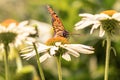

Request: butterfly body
left=47, top=5, right=69, bottom=38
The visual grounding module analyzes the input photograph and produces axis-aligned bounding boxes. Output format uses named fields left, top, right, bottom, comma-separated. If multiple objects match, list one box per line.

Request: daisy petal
left=97, top=14, right=110, bottom=20
left=50, top=46, right=59, bottom=55
left=7, top=23, right=16, bottom=30
left=39, top=53, right=51, bottom=63
left=90, top=22, right=100, bottom=34
left=99, top=26, right=105, bottom=37
left=79, top=13, right=94, bottom=18
left=21, top=51, right=36, bottom=60
left=37, top=43, right=51, bottom=52
left=75, top=20, right=93, bottom=30
left=55, top=42, right=62, bottom=46
left=60, top=45, right=80, bottom=57
left=18, top=21, right=28, bottom=27
left=112, top=13, right=120, bottom=21
left=64, top=44, right=94, bottom=54
left=20, top=46, right=34, bottom=53
left=62, top=53, right=71, bottom=61
left=21, top=43, right=50, bottom=60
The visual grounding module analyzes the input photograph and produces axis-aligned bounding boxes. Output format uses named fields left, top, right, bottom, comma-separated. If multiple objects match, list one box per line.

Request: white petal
left=75, top=13, right=101, bottom=30
left=112, top=13, right=120, bottom=21
left=21, top=43, right=50, bottom=60
left=37, top=43, right=51, bottom=52
left=21, top=51, right=36, bottom=60
left=97, top=14, right=110, bottom=20
left=90, top=22, right=100, bottom=34
left=75, top=20, right=94, bottom=30
left=99, top=26, right=105, bottom=37
left=60, top=45, right=80, bottom=57
left=62, top=53, right=71, bottom=61
left=50, top=46, right=59, bottom=55
left=7, top=23, right=16, bottom=30
left=39, top=53, right=51, bottom=63
left=18, top=21, right=28, bottom=27
left=64, top=44, right=94, bottom=54
left=55, top=42, right=62, bottom=46
left=25, top=37, right=36, bottom=43
left=0, top=25, right=6, bottom=32
left=20, top=46, right=34, bottom=53
left=79, top=13, right=94, bottom=18
left=14, top=39, right=22, bottom=47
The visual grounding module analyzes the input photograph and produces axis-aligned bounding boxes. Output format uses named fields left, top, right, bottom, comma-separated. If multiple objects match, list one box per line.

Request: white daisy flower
left=21, top=20, right=53, bottom=44
left=21, top=37, right=94, bottom=62
left=0, top=19, right=36, bottom=48
left=75, top=10, right=120, bottom=37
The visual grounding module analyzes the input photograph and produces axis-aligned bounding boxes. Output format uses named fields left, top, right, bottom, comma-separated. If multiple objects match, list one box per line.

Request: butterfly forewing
left=47, top=5, right=69, bottom=38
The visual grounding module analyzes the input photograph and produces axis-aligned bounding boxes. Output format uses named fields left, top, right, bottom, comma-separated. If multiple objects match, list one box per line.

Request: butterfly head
left=63, top=30, right=69, bottom=38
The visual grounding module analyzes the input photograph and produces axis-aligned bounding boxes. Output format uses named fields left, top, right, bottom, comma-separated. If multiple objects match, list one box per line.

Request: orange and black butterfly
left=47, top=5, right=69, bottom=38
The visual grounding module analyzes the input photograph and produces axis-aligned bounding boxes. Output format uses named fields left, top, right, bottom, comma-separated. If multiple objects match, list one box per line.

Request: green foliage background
left=0, top=0, right=120, bottom=80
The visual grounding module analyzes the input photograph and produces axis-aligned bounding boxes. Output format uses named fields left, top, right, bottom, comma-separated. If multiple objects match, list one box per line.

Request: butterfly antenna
left=69, top=33, right=81, bottom=36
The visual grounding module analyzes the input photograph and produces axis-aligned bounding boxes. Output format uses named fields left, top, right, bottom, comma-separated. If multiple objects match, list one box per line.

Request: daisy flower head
left=0, top=19, right=36, bottom=49
left=21, top=36, right=94, bottom=62
left=24, top=19, right=53, bottom=43
left=75, top=10, right=120, bottom=37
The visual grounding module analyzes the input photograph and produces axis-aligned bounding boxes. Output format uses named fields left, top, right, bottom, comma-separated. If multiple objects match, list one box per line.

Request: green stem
left=56, top=56, right=62, bottom=80
left=104, top=34, right=111, bottom=80
left=33, top=43, right=45, bottom=80
left=4, top=45, right=9, bottom=80
left=16, top=54, right=23, bottom=72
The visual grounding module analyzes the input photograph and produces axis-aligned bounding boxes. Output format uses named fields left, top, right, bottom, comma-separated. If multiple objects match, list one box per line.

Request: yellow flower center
left=1, top=19, right=18, bottom=27
left=46, top=37, right=69, bottom=46
left=101, top=10, right=117, bottom=16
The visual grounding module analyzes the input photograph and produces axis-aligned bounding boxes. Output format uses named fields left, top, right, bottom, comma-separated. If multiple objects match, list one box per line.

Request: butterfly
left=47, top=5, right=69, bottom=38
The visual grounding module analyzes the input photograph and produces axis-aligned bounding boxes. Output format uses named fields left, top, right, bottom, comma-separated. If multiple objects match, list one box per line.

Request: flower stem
left=104, top=34, right=111, bottom=80
left=33, top=43, right=45, bottom=80
left=4, top=44, right=9, bottom=80
left=16, top=54, right=23, bottom=72
left=56, top=56, right=62, bottom=80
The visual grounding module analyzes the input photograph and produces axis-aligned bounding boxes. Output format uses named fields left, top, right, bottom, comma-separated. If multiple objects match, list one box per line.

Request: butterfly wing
left=47, top=5, right=69, bottom=38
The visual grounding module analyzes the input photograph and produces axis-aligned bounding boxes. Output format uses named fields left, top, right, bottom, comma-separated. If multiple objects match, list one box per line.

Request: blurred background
left=0, top=0, right=120, bottom=80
